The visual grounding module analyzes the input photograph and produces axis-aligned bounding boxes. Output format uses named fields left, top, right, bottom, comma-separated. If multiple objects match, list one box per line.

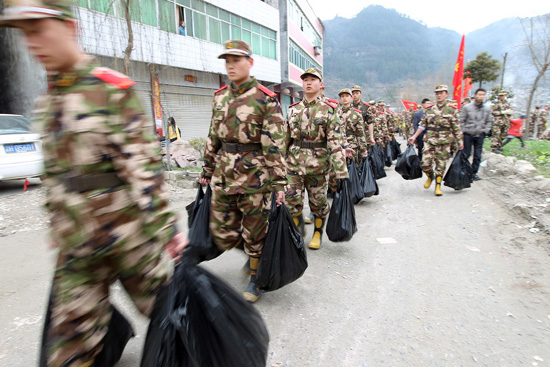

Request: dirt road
left=1, top=157, right=549, bottom=366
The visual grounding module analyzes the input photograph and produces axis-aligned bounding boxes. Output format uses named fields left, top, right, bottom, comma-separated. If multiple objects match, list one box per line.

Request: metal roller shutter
left=160, top=85, right=214, bottom=141
left=133, top=82, right=154, bottom=124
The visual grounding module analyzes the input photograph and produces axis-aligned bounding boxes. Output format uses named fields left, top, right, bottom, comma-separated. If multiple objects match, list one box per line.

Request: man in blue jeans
left=459, top=88, right=493, bottom=180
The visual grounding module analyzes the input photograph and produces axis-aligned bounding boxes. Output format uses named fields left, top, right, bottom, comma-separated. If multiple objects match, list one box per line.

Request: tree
left=464, top=52, right=501, bottom=88
left=521, top=14, right=550, bottom=135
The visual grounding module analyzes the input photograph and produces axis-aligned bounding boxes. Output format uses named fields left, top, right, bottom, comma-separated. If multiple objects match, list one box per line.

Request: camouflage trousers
left=491, top=118, right=509, bottom=149
left=421, top=143, right=452, bottom=177
left=45, top=234, right=172, bottom=366
left=285, top=172, right=330, bottom=219
left=529, top=119, right=536, bottom=136
left=210, top=186, right=271, bottom=257
left=537, top=121, right=547, bottom=138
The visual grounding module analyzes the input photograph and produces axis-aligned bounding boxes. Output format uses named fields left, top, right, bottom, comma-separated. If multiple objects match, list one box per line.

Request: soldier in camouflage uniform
left=338, top=88, right=369, bottom=163
left=200, top=40, right=287, bottom=303
left=408, top=85, right=464, bottom=196
left=530, top=106, right=544, bottom=138
left=491, top=91, right=513, bottom=153
left=375, top=101, right=389, bottom=145
left=0, top=2, right=187, bottom=366
left=351, top=85, right=376, bottom=145
left=385, top=104, right=396, bottom=140
left=286, top=68, right=348, bottom=250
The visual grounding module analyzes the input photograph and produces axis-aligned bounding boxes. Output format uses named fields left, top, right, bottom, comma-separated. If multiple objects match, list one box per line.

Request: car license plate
left=4, top=143, right=36, bottom=153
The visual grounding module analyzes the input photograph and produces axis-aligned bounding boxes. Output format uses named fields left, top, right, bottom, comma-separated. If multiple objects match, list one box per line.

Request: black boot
left=243, top=257, right=261, bottom=303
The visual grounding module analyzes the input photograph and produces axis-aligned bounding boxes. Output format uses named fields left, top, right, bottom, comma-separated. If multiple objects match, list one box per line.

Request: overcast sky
left=307, top=0, right=550, bottom=34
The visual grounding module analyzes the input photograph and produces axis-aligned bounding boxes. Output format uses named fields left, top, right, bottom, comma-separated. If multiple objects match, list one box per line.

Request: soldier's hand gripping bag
left=359, top=157, right=377, bottom=197
left=443, top=151, right=474, bottom=190
left=256, top=194, right=308, bottom=292
left=384, top=142, right=393, bottom=167
left=347, top=160, right=364, bottom=204
left=40, top=287, right=135, bottom=367
left=326, top=179, right=358, bottom=242
left=369, top=146, right=386, bottom=179
left=391, top=137, right=402, bottom=160
left=141, top=254, right=270, bottom=367
left=395, top=144, right=423, bottom=180
left=187, top=185, right=222, bottom=263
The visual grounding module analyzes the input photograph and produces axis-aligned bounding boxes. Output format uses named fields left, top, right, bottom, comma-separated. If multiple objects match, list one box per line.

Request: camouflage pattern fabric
left=529, top=109, right=540, bottom=136
left=36, top=56, right=177, bottom=366
left=201, top=77, right=286, bottom=255
left=419, top=100, right=463, bottom=176
left=338, top=105, right=368, bottom=161
left=210, top=186, right=271, bottom=256
left=421, top=144, right=453, bottom=176
left=491, top=100, right=513, bottom=149
left=285, top=96, right=348, bottom=218
left=374, top=108, right=389, bottom=142
left=352, top=99, right=375, bottom=143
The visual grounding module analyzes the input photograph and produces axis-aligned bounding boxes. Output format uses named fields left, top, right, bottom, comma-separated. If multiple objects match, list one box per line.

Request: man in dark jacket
left=412, top=98, right=431, bottom=160
left=459, top=88, right=493, bottom=180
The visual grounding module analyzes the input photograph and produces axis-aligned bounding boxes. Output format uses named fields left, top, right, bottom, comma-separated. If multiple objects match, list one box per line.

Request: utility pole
left=500, top=53, right=507, bottom=89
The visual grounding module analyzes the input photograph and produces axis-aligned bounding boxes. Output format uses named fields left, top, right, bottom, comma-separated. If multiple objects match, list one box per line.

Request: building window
left=289, top=39, right=321, bottom=72
left=288, top=0, right=322, bottom=48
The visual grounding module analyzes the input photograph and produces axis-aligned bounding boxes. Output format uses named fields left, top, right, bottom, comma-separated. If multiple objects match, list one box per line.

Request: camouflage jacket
left=352, top=99, right=375, bottom=126
left=36, top=56, right=177, bottom=250
left=419, top=100, right=463, bottom=146
left=286, top=96, right=348, bottom=178
left=374, top=109, right=388, bottom=138
left=492, top=100, right=513, bottom=119
left=338, top=105, right=368, bottom=153
left=385, top=111, right=395, bottom=133
left=530, top=110, right=542, bottom=123
left=202, top=77, right=287, bottom=194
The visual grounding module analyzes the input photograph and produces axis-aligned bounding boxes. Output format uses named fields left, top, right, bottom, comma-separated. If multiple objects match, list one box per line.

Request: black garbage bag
left=187, top=185, right=222, bottom=262
left=256, top=196, right=307, bottom=292
left=444, top=150, right=474, bottom=190
left=141, top=255, right=270, bottom=367
left=391, top=137, right=402, bottom=160
left=185, top=185, right=204, bottom=228
left=395, top=144, right=423, bottom=180
left=40, top=287, right=134, bottom=367
left=369, top=145, right=386, bottom=179
left=347, top=160, right=364, bottom=204
left=359, top=157, right=377, bottom=197
left=326, top=179, right=357, bottom=242
left=384, top=143, right=393, bottom=167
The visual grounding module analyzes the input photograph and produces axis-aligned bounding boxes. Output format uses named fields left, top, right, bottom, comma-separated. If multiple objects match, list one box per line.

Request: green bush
left=188, top=137, right=207, bottom=159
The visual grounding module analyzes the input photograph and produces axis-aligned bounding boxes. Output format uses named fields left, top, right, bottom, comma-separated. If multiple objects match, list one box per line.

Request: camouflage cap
left=368, top=100, right=375, bottom=105
left=498, top=91, right=508, bottom=96
left=300, top=67, right=323, bottom=81
left=377, top=100, right=385, bottom=106
left=218, top=40, right=252, bottom=59
left=434, top=84, right=449, bottom=92
left=338, top=88, right=352, bottom=96
left=350, top=85, right=362, bottom=92
left=535, top=105, right=541, bottom=109
left=0, top=0, right=74, bottom=27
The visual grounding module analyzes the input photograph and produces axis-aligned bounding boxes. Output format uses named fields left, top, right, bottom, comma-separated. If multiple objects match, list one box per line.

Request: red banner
left=151, top=75, right=163, bottom=136
left=452, top=35, right=465, bottom=108
left=401, top=100, right=418, bottom=111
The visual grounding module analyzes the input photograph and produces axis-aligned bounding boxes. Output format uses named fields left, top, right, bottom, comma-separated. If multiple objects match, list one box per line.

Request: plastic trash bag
left=187, top=185, right=222, bottom=262
left=395, top=144, right=423, bottom=180
left=326, top=179, right=357, bottom=242
left=347, top=160, right=364, bottom=204
left=185, top=185, right=204, bottom=228
left=141, top=255, right=270, bottom=367
left=384, top=143, right=393, bottom=167
left=256, top=195, right=307, bottom=292
left=359, top=157, right=378, bottom=197
left=40, top=287, right=135, bottom=367
left=444, top=150, right=474, bottom=190
left=369, top=145, right=386, bottom=179
left=391, top=137, right=402, bottom=160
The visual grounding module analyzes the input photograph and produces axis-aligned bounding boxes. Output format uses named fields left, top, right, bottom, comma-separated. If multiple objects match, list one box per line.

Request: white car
left=0, top=114, right=44, bottom=181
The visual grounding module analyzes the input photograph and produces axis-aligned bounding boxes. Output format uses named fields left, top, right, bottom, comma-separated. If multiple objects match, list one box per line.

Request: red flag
left=401, top=100, right=418, bottom=111
left=463, top=71, right=472, bottom=98
left=452, top=35, right=465, bottom=108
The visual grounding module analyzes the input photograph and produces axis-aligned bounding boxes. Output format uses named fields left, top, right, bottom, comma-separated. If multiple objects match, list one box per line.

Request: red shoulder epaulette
left=258, top=85, right=277, bottom=98
left=363, top=102, right=370, bottom=106
left=353, top=108, right=362, bottom=114
left=214, top=85, right=228, bottom=94
left=447, top=104, right=458, bottom=109
left=426, top=104, right=435, bottom=109
left=93, top=67, right=135, bottom=89
left=325, top=100, right=337, bottom=109
left=328, top=98, right=339, bottom=104
left=289, top=101, right=301, bottom=107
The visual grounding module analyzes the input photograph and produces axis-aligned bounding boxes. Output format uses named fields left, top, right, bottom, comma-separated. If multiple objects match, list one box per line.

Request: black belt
left=293, top=140, right=327, bottom=149
left=63, top=173, right=125, bottom=193
left=221, top=142, right=262, bottom=153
